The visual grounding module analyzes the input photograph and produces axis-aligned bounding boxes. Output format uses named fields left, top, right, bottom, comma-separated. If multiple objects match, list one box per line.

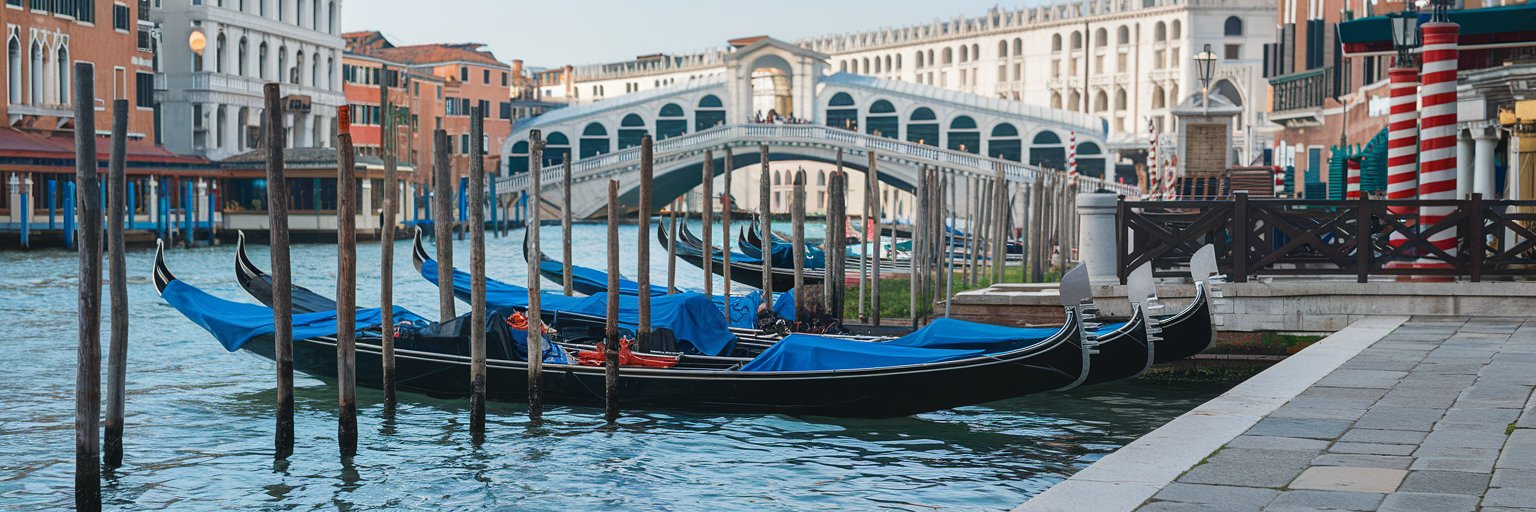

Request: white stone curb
left=1014, top=315, right=1411, bottom=512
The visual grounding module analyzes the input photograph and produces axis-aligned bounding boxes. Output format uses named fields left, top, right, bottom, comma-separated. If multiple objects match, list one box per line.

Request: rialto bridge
left=496, top=38, right=1132, bottom=219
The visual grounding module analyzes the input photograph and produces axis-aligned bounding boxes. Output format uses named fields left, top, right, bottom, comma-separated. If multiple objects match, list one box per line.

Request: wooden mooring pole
left=378, top=68, right=399, bottom=409
left=561, top=159, right=573, bottom=296
left=720, top=147, right=733, bottom=322
left=701, top=149, right=714, bottom=296
left=910, top=167, right=925, bottom=329
left=103, top=100, right=129, bottom=470
left=511, top=109, right=538, bottom=426
left=335, top=107, right=359, bottom=458
left=667, top=199, right=678, bottom=294
left=263, top=83, right=295, bottom=460
left=74, top=63, right=102, bottom=511
left=759, top=145, right=772, bottom=296
left=638, top=136, right=654, bottom=351
left=993, top=166, right=1008, bottom=284
left=827, top=166, right=846, bottom=322
left=434, top=129, right=455, bottom=323
left=858, top=153, right=869, bottom=323
left=604, top=180, right=621, bottom=423
left=791, top=170, right=806, bottom=323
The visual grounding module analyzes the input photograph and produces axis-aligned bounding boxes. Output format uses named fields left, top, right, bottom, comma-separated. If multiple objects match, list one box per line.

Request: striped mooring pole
left=1416, top=21, right=1460, bottom=260
left=1346, top=156, right=1362, bottom=200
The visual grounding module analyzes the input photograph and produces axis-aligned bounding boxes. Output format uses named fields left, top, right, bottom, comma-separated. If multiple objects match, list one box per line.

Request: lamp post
left=1386, top=0, right=1422, bottom=235
left=1193, top=44, right=1218, bottom=118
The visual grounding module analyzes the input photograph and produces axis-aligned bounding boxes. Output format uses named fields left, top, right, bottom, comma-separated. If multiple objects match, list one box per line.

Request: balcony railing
left=1268, top=66, right=1346, bottom=113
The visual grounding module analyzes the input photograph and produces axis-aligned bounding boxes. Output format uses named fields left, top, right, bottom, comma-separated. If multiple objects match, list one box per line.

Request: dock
left=1018, top=315, right=1536, bottom=511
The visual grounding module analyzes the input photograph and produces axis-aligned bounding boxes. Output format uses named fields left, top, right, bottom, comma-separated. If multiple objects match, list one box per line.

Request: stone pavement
left=1137, top=316, right=1536, bottom=512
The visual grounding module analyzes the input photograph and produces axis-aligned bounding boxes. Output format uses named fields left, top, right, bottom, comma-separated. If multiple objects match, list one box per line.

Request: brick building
left=342, top=31, right=511, bottom=185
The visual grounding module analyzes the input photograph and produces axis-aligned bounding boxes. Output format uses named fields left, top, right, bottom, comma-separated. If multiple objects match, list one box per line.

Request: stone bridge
left=494, top=37, right=1132, bottom=218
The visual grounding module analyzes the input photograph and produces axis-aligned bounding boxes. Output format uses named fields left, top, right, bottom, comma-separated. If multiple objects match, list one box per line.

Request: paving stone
left=1329, top=442, right=1418, bottom=456
left=1341, top=358, right=1419, bottom=372
left=1263, top=490, right=1384, bottom=511
left=1396, top=470, right=1491, bottom=495
left=1224, top=435, right=1330, bottom=452
left=1138, top=501, right=1243, bottom=512
left=1151, top=482, right=1279, bottom=510
left=1244, top=417, right=1352, bottom=440
left=1178, top=448, right=1318, bottom=488
left=1354, top=407, right=1446, bottom=431
left=1269, top=404, right=1366, bottom=422
left=1483, top=487, right=1536, bottom=508
left=1315, top=369, right=1409, bottom=389
left=1419, top=428, right=1511, bottom=450
left=1495, top=437, right=1536, bottom=470
left=1491, top=468, right=1536, bottom=488
left=1310, top=453, right=1415, bottom=470
left=1288, top=466, right=1406, bottom=493
left=1479, top=508, right=1536, bottom=512
left=1294, top=387, right=1389, bottom=410
left=1376, top=492, right=1478, bottom=512
left=1408, top=456, right=1495, bottom=473
left=1414, top=446, right=1500, bottom=460
left=1337, top=429, right=1428, bottom=445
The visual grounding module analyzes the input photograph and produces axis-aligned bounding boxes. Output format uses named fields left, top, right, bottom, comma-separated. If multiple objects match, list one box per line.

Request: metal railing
left=1118, top=193, right=1536, bottom=283
left=498, top=123, right=1137, bottom=197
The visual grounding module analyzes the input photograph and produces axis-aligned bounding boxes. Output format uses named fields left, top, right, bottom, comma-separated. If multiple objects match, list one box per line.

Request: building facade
left=551, top=0, right=1272, bottom=165
left=151, top=0, right=346, bottom=161
left=343, top=31, right=511, bottom=187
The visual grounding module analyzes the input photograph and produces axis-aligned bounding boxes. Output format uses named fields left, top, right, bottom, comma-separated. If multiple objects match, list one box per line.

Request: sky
left=342, top=0, right=1050, bottom=69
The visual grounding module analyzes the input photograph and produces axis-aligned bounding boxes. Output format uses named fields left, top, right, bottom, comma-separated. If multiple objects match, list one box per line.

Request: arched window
left=1093, top=90, right=1108, bottom=112
left=1154, top=22, right=1167, bottom=42
left=826, top=92, right=857, bottom=130
left=310, top=52, right=319, bottom=87
left=861, top=57, right=869, bottom=74
left=989, top=123, right=1022, bottom=161
left=998, top=40, right=1009, bottom=58
left=618, top=113, right=648, bottom=149
left=215, top=106, right=226, bottom=148
left=907, top=107, right=938, bottom=147
left=894, top=54, right=901, bottom=70
left=915, top=51, right=924, bottom=68
left=1095, top=28, right=1108, bottom=48
left=1168, top=85, right=1179, bottom=107
left=259, top=43, right=269, bottom=80
left=1068, top=91, right=1081, bottom=111
left=313, top=0, right=322, bottom=31
left=773, top=171, right=782, bottom=185
left=947, top=116, right=979, bottom=154
left=579, top=122, right=609, bottom=158
left=1013, top=38, right=1023, bottom=55
left=1115, top=88, right=1128, bottom=110
left=7, top=38, right=20, bottom=105
left=1224, top=16, right=1243, bottom=36
left=509, top=140, right=530, bottom=174
left=277, top=46, right=287, bottom=84
left=1071, top=31, right=1082, bottom=50
left=215, top=33, right=226, bottom=73
left=1030, top=131, right=1066, bottom=169
left=327, top=56, right=334, bottom=89
left=328, top=2, right=337, bottom=35
left=926, top=49, right=934, bottom=67
left=543, top=132, right=570, bottom=167
left=971, top=44, right=979, bottom=60
left=656, top=103, right=687, bottom=140
left=29, top=40, right=42, bottom=105
left=1118, top=26, right=1130, bottom=45
left=1172, top=20, right=1182, bottom=40
left=238, top=37, right=248, bottom=76
left=959, top=45, right=969, bottom=62
left=56, top=45, right=68, bottom=106
left=1077, top=142, right=1106, bottom=178
left=1050, top=92, right=1062, bottom=109
left=696, top=94, right=725, bottom=130
left=817, top=170, right=826, bottom=186
left=942, top=48, right=953, bottom=64
left=866, top=99, right=898, bottom=139
left=884, top=55, right=891, bottom=73
left=1151, top=85, right=1166, bottom=109
left=1051, top=34, right=1063, bottom=53
left=237, top=107, right=250, bottom=150
left=294, top=51, right=305, bottom=85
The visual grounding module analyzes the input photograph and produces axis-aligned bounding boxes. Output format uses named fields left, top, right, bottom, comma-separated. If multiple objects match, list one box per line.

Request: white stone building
left=556, top=0, right=1273, bottom=164
left=152, top=0, right=345, bottom=161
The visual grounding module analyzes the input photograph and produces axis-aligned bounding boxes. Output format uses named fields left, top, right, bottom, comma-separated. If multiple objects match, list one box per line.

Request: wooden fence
left=1117, top=192, right=1536, bottom=283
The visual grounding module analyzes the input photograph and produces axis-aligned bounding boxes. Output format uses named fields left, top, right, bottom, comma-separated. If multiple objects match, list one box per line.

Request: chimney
left=563, top=64, right=574, bottom=97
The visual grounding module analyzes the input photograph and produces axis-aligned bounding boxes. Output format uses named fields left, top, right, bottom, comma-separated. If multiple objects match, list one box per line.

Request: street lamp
left=1194, top=43, right=1218, bottom=117
left=1389, top=0, right=1421, bottom=66
left=1428, top=0, right=1452, bottom=22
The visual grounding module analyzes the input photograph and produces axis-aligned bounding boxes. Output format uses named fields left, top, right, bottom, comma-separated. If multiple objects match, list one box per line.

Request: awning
left=0, top=128, right=207, bottom=165
left=1340, top=3, right=1536, bottom=56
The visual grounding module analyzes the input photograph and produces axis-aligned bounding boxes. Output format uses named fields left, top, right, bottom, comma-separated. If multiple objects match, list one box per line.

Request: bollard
left=791, top=170, right=807, bottom=324
left=434, top=129, right=455, bottom=322
left=335, top=107, right=359, bottom=458
left=379, top=76, right=399, bottom=409
left=604, top=180, right=621, bottom=423
left=721, top=147, right=733, bottom=322
left=104, top=100, right=129, bottom=469
left=701, top=149, right=714, bottom=296
left=759, top=145, right=772, bottom=294
left=518, top=109, right=541, bottom=425
left=73, top=62, right=102, bottom=511
left=869, top=152, right=881, bottom=326
left=561, top=159, right=574, bottom=296
left=472, top=107, right=496, bottom=434
left=637, top=136, right=653, bottom=351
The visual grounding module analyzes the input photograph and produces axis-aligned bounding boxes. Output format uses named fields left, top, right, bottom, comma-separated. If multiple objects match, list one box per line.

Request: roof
left=370, top=43, right=508, bottom=69
left=1340, top=3, right=1536, bottom=55
left=220, top=146, right=405, bottom=171
left=0, top=128, right=207, bottom=166
left=342, top=31, right=394, bottom=53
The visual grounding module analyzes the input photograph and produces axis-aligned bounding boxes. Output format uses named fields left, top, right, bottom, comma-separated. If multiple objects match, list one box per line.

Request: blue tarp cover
left=711, top=292, right=765, bottom=329
left=160, top=279, right=425, bottom=352
left=422, top=258, right=736, bottom=356
left=739, top=318, right=1075, bottom=372
left=739, top=237, right=825, bottom=269
left=545, top=259, right=667, bottom=297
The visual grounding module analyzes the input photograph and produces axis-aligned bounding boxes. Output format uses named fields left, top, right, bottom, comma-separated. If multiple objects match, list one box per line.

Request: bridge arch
left=988, top=122, right=1022, bottom=162
left=865, top=99, right=898, bottom=139
left=907, top=107, right=939, bottom=147
left=696, top=94, right=725, bottom=131
left=509, top=141, right=529, bottom=174
left=657, top=103, right=688, bottom=140
left=618, top=113, right=648, bottom=150
left=826, top=92, right=858, bottom=131
left=1029, top=130, right=1066, bottom=170
left=580, top=122, right=610, bottom=159
left=544, top=132, right=571, bottom=166
left=947, top=115, right=980, bottom=154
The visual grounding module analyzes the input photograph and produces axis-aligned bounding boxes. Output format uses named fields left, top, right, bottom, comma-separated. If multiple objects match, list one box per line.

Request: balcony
left=1268, top=66, right=1345, bottom=127
left=186, top=72, right=345, bottom=106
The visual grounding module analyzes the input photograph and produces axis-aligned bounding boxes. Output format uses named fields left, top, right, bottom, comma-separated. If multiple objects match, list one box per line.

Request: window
left=501, top=72, right=507, bottom=87
left=1225, top=44, right=1241, bottom=60
left=460, top=134, right=469, bottom=154
left=6, top=37, right=18, bottom=105
left=499, top=101, right=511, bottom=119
left=482, top=69, right=489, bottom=84
left=113, top=4, right=130, bottom=31
left=1224, top=16, right=1243, bottom=36
left=459, top=66, right=468, bottom=82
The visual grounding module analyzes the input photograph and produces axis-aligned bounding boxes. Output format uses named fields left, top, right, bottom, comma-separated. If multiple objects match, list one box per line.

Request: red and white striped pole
left=1387, top=65, right=1420, bottom=247
left=1147, top=123, right=1160, bottom=199
left=1067, top=130, right=1078, bottom=181
left=1273, top=165, right=1285, bottom=196
left=1417, top=21, right=1460, bottom=260
left=1346, top=156, right=1362, bottom=200
left=1164, top=154, right=1178, bottom=200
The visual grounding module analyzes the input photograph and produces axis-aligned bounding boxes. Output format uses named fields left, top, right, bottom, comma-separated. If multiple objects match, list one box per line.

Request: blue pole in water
left=64, top=181, right=76, bottom=250
left=19, top=190, right=28, bottom=249
left=207, top=184, right=215, bottom=244
left=488, top=174, right=497, bottom=237
left=457, top=176, right=467, bottom=239
left=183, top=181, right=194, bottom=247
left=423, top=186, right=432, bottom=223
left=47, top=179, right=56, bottom=230
left=126, top=180, right=136, bottom=230
left=159, top=194, right=169, bottom=241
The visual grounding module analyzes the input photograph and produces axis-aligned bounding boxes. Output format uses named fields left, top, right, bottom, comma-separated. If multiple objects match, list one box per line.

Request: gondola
left=664, top=222, right=824, bottom=292
left=738, top=221, right=826, bottom=269
left=1147, top=244, right=1221, bottom=363
left=157, top=240, right=1096, bottom=418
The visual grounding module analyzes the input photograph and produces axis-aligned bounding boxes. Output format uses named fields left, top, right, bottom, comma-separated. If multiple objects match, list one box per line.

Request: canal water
left=0, top=222, right=1231, bottom=510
